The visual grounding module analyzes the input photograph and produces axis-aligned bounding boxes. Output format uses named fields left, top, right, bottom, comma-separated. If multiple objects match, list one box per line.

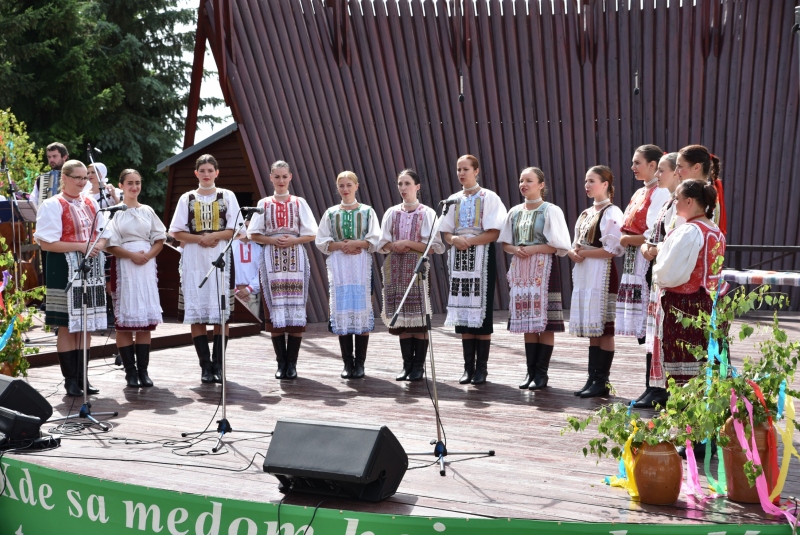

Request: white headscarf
left=92, top=162, right=108, bottom=185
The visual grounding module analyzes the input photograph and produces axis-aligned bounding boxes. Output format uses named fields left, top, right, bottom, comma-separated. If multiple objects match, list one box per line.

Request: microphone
left=241, top=206, right=264, bottom=215
left=99, top=204, right=128, bottom=213
left=87, top=143, right=102, bottom=154
left=439, top=199, right=458, bottom=206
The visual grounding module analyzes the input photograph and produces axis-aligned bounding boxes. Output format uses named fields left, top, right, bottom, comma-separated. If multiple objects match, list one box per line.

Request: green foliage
left=0, top=0, right=224, bottom=214
left=0, top=238, right=44, bottom=377
left=0, top=109, right=43, bottom=191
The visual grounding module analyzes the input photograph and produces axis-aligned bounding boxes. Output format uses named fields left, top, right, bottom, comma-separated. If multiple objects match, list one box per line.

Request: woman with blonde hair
left=316, top=171, right=380, bottom=379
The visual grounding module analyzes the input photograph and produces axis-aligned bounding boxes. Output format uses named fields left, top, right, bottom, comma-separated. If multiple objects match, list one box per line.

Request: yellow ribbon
left=770, top=395, right=800, bottom=501
left=606, top=424, right=640, bottom=499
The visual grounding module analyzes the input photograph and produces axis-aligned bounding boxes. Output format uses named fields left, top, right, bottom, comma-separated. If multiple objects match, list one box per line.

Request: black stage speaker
left=0, top=375, right=53, bottom=422
left=0, top=406, right=42, bottom=442
left=263, top=419, right=408, bottom=502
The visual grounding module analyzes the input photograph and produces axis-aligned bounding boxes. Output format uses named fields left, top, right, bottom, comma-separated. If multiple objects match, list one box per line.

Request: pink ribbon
left=730, top=390, right=797, bottom=526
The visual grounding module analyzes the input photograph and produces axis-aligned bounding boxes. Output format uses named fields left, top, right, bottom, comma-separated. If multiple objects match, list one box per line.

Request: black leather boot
left=74, top=350, right=99, bottom=394
left=211, top=334, right=226, bottom=383
left=581, top=349, right=614, bottom=398
left=574, top=346, right=601, bottom=396
left=633, top=352, right=653, bottom=403
left=58, top=351, right=83, bottom=397
left=193, top=335, right=214, bottom=384
left=459, top=338, right=477, bottom=384
left=119, top=345, right=140, bottom=388
left=285, top=335, right=301, bottom=380
left=135, top=344, right=153, bottom=387
left=634, top=386, right=669, bottom=409
left=353, top=335, right=368, bottom=378
left=407, top=338, right=428, bottom=382
left=272, top=335, right=288, bottom=379
left=529, top=343, right=553, bottom=390
left=519, top=343, right=539, bottom=389
left=338, top=335, right=354, bottom=378
left=471, top=339, right=491, bottom=385
left=396, top=338, right=415, bottom=381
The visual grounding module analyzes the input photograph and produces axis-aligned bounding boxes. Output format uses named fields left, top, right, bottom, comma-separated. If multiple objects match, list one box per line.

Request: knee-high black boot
left=211, top=334, right=226, bottom=383
left=353, top=335, right=368, bottom=379
left=134, top=344, right=153, bottom=387
left=471, top=339, right=491, bottom=385
left=74, top=349, right=99, bottom=394
left=519, top=343, right=539, bottom=389
left=272, top=335, right=288, bottom=379
left=338, top=335, right=354, bottom=378
left=119, top=345, right=140, bottom=388
left=396, top=338, right=415, bottom=381
left=574, top=346, right=601, bottom=396
left=633, top=352, right=653, bottom=402
left=581, top=349, right=614, bottom=398
left=529, top=343, right=553, bottom=390
left=285, top=336, right=301, bottom=380
left=193, top=335, right=214, bottom=384
left=407, top=338, right=428, bottom=381
left=459, top=339, right=477, bottom=384
left=58, top=351, right=83, bottom=397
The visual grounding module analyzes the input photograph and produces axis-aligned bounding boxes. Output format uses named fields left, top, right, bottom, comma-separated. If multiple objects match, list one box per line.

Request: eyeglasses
left=64, top=174, right=87, bottom=181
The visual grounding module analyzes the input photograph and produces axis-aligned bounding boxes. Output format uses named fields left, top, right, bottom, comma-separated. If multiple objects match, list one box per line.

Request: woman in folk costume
left=377, top=169, right=445, bottom=382
left=616, top=145, right=671, bottom=401
left=635, top=152, right=681, bottom=408
left=568, top=166, right=625, bottom=398
left=105, top=169, right=166, bottom=388
left=498, top=167, right=571, bottom=390
left=315, top=171, right=380, bottom=379
left=85, top=162, right=122, bottom=208
left=34, top=160, right=108, bottom=397
left=674, top=145, right=727, bottom=234
left=440, top=155, right=508, bottom=386
left=169, top=154, right=241, bottom=384
left=651, top=180, right=726, bottom=390
left=247, top=161, right=318, bottom=380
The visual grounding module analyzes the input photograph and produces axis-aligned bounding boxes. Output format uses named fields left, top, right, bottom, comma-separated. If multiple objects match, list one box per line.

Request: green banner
left=0, top=457, right=791, bottom=534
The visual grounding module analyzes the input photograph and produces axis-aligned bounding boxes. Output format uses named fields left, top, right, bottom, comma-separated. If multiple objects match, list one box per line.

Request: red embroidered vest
left=57, top=196, right=98, bottom=242
left=621, top=185, right=660, bottom=235
left=670, top=220, right=726, bottom=295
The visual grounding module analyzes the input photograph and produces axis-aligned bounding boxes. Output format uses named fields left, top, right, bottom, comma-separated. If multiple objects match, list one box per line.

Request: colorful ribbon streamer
left=0, top=317, right=15, bottom=352
left=730, top=390, right=797, bottom=526
left=770, top=395, right=800, bottom=501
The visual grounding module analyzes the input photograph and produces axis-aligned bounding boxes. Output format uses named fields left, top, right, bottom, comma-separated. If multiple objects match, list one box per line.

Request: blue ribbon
left=777, top=380, right=787, bottom=420
left=0, top=317, right=15, bottom=352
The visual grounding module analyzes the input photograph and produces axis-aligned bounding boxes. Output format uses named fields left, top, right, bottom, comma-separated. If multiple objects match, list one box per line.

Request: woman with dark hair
left=315, top=171, right=380, bottom=379
left=676, top=145, right=726, bottom=235
left=168, top=154, right=241, bottom=384
left=34, top=160, right=107, bottom=396
left=498, top=167, right=571, bottom=390
left=440, top=155, right=507, bottom=386
left=568, top=165, right=624, bottom=398
left=378, top=169, right=444, bottom=381
left=617, top=145, right=671, bottom=403
left=105, top=169, right=166, bottom=388
left=248, top=160, right=318, bottom=380
left=651, top=179, right=725, bottom=388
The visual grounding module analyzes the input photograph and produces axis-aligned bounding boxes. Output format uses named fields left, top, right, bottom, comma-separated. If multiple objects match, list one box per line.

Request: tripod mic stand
left=49, top=212, right=118, bottom=430
left=182, top=211, right=269, bottom=452
left=389, top=201, right=495, bottom=476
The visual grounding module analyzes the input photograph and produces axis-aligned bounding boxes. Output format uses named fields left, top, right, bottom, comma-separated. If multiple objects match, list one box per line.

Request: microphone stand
left=86, top=144, right=111, bottom=209
left=182, top=209, right=270, bottom=452
left=49, top=211, right=119, bottom=430
left=392, top=201, right=495, bottom=476
left=0, top=157, right=22, bottom=291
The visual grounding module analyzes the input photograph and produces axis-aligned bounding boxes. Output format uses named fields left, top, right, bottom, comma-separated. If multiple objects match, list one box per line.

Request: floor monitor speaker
left=0, top=375, right=53, bottom=422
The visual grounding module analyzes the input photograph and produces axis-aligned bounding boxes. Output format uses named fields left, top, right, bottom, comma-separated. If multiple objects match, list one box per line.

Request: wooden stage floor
left=11, top=312, right=800, bottom=526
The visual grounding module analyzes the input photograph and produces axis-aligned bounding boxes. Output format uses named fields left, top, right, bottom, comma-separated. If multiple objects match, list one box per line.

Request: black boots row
left=119, top=344, right=154, bottom=388
left=193, top=334, right=226, bottom=384
left=396, top=337, right=428, bottom=381
left=339, top=334, right=368, bottom=379
left=573, top=346, right=615, bottom=398
left=273, top=335, right=302, bottom=380
left=518, top=343, right=554, bottom=390
left=632, top=351, right=669, bottom=408
left=459, top=338, right=490, bottom=385
left=57, top=349, right=100, bottom=397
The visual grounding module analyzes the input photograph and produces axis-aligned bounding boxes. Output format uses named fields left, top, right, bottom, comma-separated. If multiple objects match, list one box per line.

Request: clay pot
left=633, top=441, right=683, bottom=505
left=721, top=417, right=776, bottom=503
left=0, top=361, right=14, bottom=376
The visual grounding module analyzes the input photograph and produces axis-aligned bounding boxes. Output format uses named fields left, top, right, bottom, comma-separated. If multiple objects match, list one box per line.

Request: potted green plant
left=0, top=238, right=44, bottom=377
left=564, top=403, right=685, bottom=505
